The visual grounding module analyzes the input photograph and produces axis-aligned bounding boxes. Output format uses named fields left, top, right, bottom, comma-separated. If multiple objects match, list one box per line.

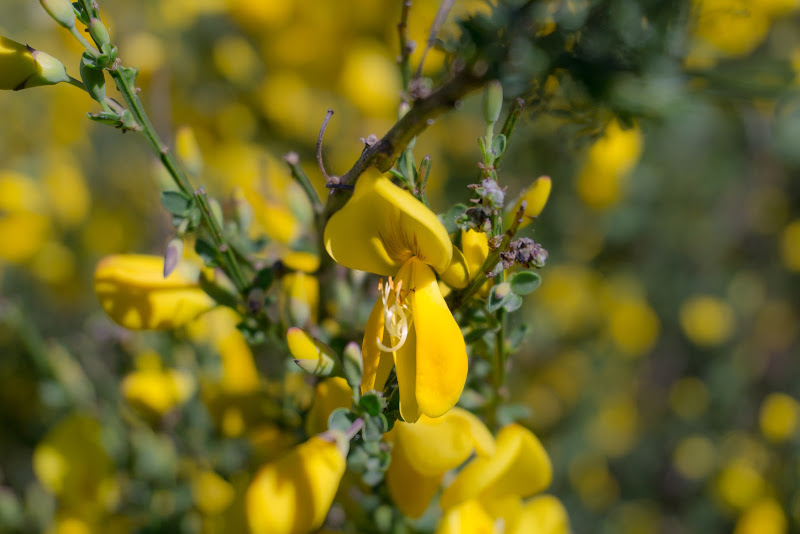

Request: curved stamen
left=376, top=277, right=413, bottom=352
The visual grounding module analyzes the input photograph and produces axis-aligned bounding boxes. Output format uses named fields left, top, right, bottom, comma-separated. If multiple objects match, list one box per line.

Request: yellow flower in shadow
left=246, top=434, right=348, bottom=534
left=440, top=423, right=552, bottom=510
left=94, top=254, right=215, bottom=330
left=324, top=169, right=467, bottom=422
left=386, top=407, right=495, bottom=518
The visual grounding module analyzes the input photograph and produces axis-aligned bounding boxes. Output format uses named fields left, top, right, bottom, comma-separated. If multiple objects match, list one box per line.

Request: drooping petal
left=513, top=495, right=570, bottom=534
left=395, top=321, right=420, bottom=423
left=447, top=408, right=496, bottom=457
left=361, top=298, right=394, bottom=394
left=394, top=412, right=474, bottom=476
left=246, top=436, right=347, bottom=534
left=439, top=423, right=552, bottom=510
left=440, top=246, right=471, bottom=289
left=405, top=259, right=467, bottom=418
left=385, top=429, right=444, bottom=519
left=434, top=500, right=498, bottom=534
left=324, top=168, right=453, bottom=275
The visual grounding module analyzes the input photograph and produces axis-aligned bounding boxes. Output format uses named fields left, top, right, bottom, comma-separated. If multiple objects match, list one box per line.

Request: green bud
left=88, top=18, right=110, bottom=48
left=26, top=48, right=71, bottom=89
left=39, top=0, right=75, bottom=29
left=482, top=79, right=503, bottom=125
left=287, top=327, right=343, bottom=378
left=79, top=54, right=106, bottom=103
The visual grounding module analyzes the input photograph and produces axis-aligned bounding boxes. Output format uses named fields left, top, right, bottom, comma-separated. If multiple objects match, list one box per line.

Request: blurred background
left=1, top=0, right=800, bottom=533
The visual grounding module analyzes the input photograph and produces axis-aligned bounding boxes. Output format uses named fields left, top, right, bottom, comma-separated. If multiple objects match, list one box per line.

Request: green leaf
left=491, top=133, right=507, bottom=157
left=508, top=270, right=541, bottom=295
left=161, top=191, right=193, bottom=216
left=441, top=203, right=468, bottom=234
left=464, top=327, right=495, bottom=344
left=502, top=293, right=523, bottom=312
left=343, top=342, right=363, bottom=391
left=487, top=282, right=511, bottom=313
left=252, top=267, right=274, bottom=291
left=195, top=238, right=219, bottom=267
left=328, top=408, right=354, bottom=433
left=358, top=393, right=384, bottom=417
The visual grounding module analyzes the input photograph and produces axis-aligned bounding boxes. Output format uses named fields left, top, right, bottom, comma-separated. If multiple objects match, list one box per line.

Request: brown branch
left=323, top=69, right=487, bottom=222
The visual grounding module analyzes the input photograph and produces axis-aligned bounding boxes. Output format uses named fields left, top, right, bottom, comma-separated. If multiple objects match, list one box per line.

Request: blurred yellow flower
left=340, top=42, right=401, bottom=117
left=679, top=295, right=735, bottom=347
left=607, top=296, right=660, bottom=357
left=122, top=364, right=195, bottom=418
left=94, top=254, right=215, bottom=330
left=325, top=169, right=467, bottom=422
left=33, top=414, right=118, bottom=515
left=280, top=271, right=320, bottom=328
left=734, top=497, right=788, bottom=534
left=305, top=377, right=353, bottom=436
left=759, top=393, right=799, bottom=443
left=576, top=120, right=643, bottom=210
left=779, top=219, right=800, bottom=272
left=246, top=435, right=347, bottom=534
left=192, top=470, right=235, bottom=516
left=0, top=170, right=50, bottom=263
left=669, top=376, right=710, bottom=420
left=672, top=435, right=716, bottom=480
left=716, top=458, right=766, bottom=510
left=434, top=500, right=496, bottom=534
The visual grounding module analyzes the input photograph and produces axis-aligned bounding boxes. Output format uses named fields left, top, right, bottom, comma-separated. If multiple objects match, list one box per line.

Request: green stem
left=493, top=98, right=525, bottom=169
left=68, top=24, right=99, bottom=56
left=449, top=201, right=526, bottom=310
left=108, top=67, right=249, bottom=294
left=397, top=0, right=413, bottom=95
left=66, top=75, right=86, bottom=91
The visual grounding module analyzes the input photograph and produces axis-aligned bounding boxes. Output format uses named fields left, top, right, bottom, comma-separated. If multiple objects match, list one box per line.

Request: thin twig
left=398, top=0, right=413, bottom=94
left=493, top=98, right=526, bottom=169
left=317, top=109, right=335, bottom=182
left=323, top=69, right=487, bottom=222
left=415, top=0, right=455, bottom=79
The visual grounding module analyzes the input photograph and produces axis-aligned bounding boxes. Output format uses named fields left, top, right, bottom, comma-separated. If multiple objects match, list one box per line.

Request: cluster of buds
left=457, top=177, right=506, bottom=233
left=500, top=237, right=549, bottom=270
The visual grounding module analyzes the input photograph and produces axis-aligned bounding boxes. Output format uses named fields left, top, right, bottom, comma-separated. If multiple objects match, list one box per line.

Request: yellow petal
left=515, top=495, right=570, bottom=534
left=324, top=168, right=453, bottom=276
left=94, top=254, right=215, bottom=330
left=405, top=259, right=467, bottom=418
left=287, top=327, right=342, bottom=377
left=461, top=230, right=489, bottom=277
left=385, top=430, right=443, bottom=518
left=395, top=319, right=421, bottom=423
left=439, top=246, right=471, bottom=289
left=440, top=424, right=552, bottom=510
left=361, top=297, right=394, bottom=394
left=280, top=272, right=319, bottom=327
left=246, top=436, right=346, bottom=534
left=435, top=500, right=498, bottom=534
left=447, top=407, right=496, bottom=457
left=305, top=377, right=353, bottom=436
left=393, top=414, right=474, bottom=476
left=0, top=36, right=39, bottom=90
left=514, top=176, right=552, bottom=229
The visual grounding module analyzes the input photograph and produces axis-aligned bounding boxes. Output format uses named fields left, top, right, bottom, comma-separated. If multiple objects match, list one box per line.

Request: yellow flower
left=324, top=169, right=468, bottom=422
left=94, top=254, right=215, bottom=330
left=305, top=377, right=353, bottom=436
left=246, top=435, right=348, bottom=534
left=0, top=36, right=70, bottom=90
left=506, top=176, right=552, bottom=230
left=122, top=353, right=195, bottom=418
left=435, top=495, right=569, bottom=534
left=759, top=392, right=799, bottom=443
left=679, top=294, right=735, bottom=347
left=386, top=407, right=495, bottom=518
left=440, top=423, right=552, bottom=510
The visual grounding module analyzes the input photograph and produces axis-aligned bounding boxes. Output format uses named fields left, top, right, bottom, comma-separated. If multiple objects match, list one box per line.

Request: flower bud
left=39, top=0, right=75, bottom=29
left=94, top=254, right=215, bottom=330
left=482, top=80, right=503, bottom=125
left=507, top=176, right=551, bottom=230
left=287, top=327, right=343, bottom=377
left=246, top=435, right=347, bottom=534
left=0, top=37, right=69, bottom=90
left=88, top=18, right=111, bottom=48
